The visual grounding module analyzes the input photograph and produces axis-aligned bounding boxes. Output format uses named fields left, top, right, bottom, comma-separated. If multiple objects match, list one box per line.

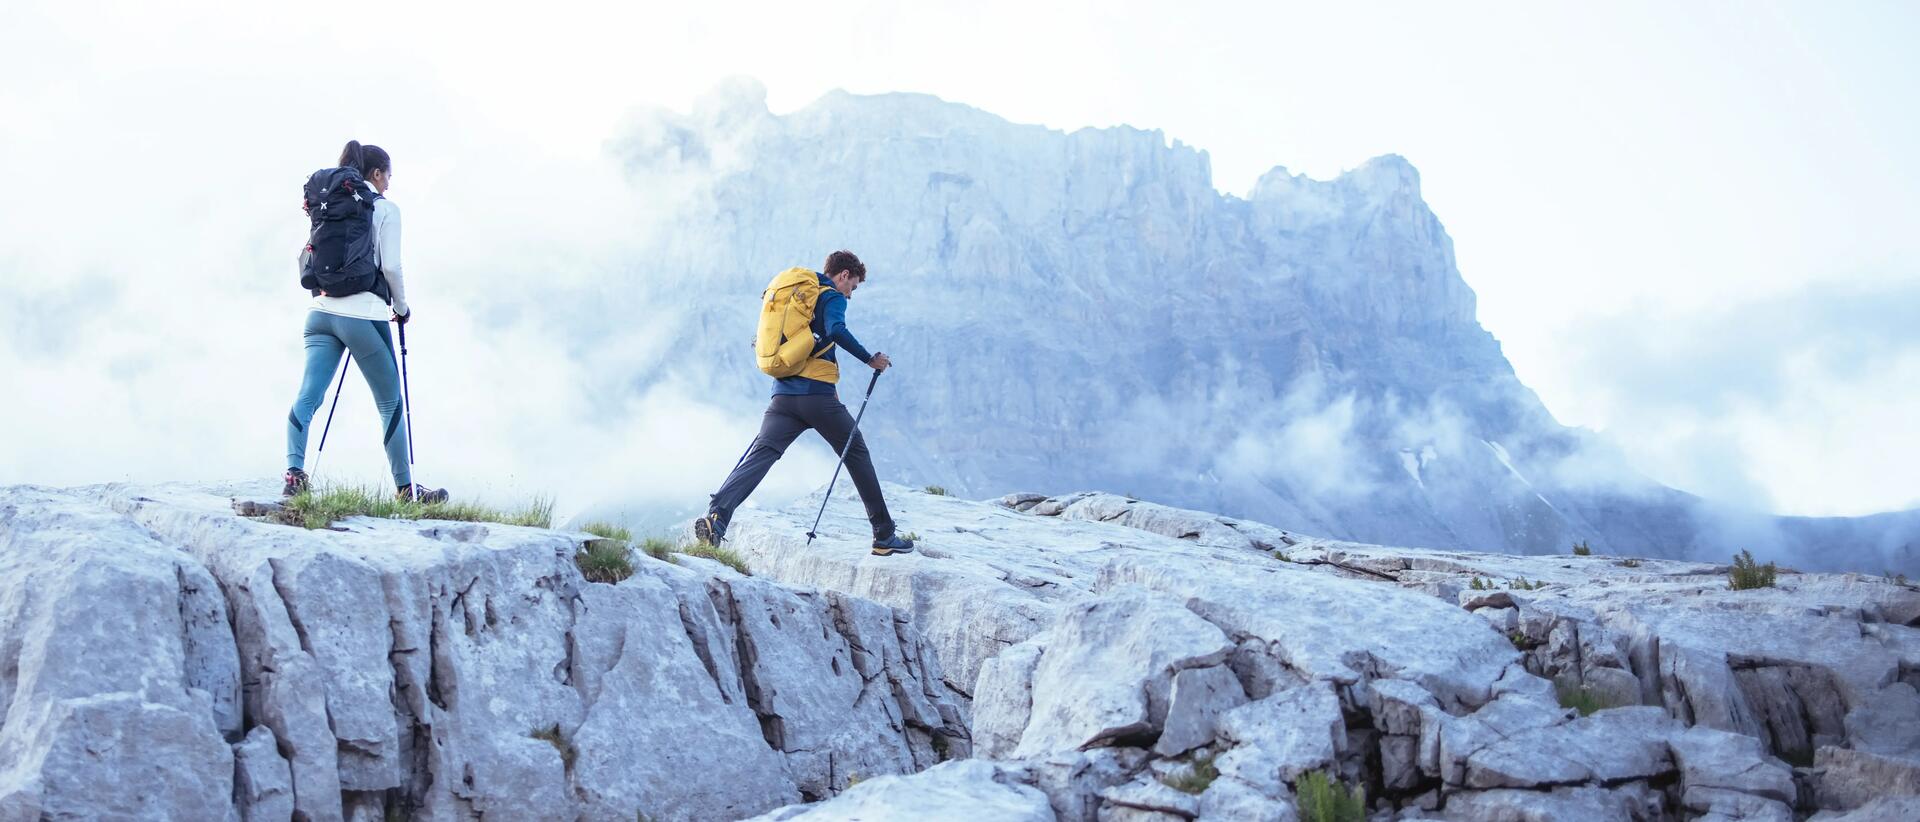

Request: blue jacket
left=774, top=272, right=873, bottom=396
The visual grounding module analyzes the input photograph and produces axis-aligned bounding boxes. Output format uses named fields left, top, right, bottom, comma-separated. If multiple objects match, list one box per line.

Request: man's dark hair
left=824, top=250, right=866, bottom=280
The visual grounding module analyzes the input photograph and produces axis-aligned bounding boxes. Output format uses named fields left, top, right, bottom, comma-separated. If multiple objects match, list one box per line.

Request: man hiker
left=694, top=250, right=916, bottom=556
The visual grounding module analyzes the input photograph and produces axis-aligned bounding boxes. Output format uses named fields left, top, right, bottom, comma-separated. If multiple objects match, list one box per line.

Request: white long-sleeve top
left=310, top=195, right=409, bottom=320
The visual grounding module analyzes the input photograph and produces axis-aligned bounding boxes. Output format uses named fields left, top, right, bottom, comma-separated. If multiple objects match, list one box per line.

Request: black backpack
left=300, top=166, right=390, bottom=301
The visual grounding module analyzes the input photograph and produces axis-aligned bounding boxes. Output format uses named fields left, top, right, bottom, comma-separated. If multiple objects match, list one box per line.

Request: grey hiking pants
left=285, top=310, right=411, bottom=487
left=710, top=393, right=895, bottom=540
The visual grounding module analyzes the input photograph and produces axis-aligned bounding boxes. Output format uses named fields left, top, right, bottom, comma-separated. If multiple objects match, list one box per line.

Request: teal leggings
left=286, top=311, right=410, bottom=487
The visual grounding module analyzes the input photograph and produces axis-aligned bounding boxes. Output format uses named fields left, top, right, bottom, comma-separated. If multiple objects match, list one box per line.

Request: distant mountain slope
left=598, top=80, right=1917, bottom=573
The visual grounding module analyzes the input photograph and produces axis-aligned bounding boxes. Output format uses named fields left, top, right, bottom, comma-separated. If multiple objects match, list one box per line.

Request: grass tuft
left=1295, top=770, right=1365, bottom=822
left=580, top=521, right=633, bottom=543
left=681, top=543, right=751, bottom=575
left=931, top=733, right=951, bottom=761
left=1729, top=549, right=1778, bottom=590
left=1554, top=678, right=1618, bottom=716
left=1618, top=558, right=1642, bottom=568
left=279, top=484, right=552, bottom=530
left=1160, top=752, right=1218, bottom=795
left=577, top=540, right=634, bottom=584
left=1572, top=540, right=1592, bottom=556
left=902, top=531, right=920, bottom=542
left=923, top=485, right=949, bottom=496
left=1509, top=577, right=1543, bottom=591
left=640, top=536, right=677, bottom=562
left=1469, top=576, right=1488, bottom=591
left=530, top=724, right=576, bottom=770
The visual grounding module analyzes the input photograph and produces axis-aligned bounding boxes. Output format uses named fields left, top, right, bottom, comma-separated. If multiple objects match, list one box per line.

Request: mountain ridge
left=596, top=80, right=1916, bottom=574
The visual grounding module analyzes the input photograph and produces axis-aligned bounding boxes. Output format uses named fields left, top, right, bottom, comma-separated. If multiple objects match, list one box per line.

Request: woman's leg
left=332, top=317, right=412, bottom=489
left=286, top=311, right=347, bottom=471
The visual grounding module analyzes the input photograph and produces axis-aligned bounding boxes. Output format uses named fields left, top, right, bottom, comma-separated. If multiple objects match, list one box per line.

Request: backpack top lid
left=303, top=166, right=379, bottom=223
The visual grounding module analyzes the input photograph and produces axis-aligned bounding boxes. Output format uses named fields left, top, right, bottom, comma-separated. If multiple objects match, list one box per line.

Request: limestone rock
left=1100, top=775, right=1201, bottom=817
left=233, top=726, right=295, bottom=822
left=1008, top=590, right=1231, bottom=758
left=1682, top=786, right=1794, bottom=821
left=1809, top=796, right=1920, bottom=821
left=0, top=487, right=237, bottom=821
left=1442, top=783, right=1662, bottom=821
left=1669, top=725, right=1796, bottom=804
left=1815, top=745, right=1920, bottom=811
left=11, top=477, right=1913, bottom=820
left=1214, top=682, right=1344, bottom=794
left=973, top=640, right=1047, bottom=759
left=1462, top=706, right=1674, bottom=789
left=1154, top=665, right=1248, bottom=757
left=1196, top=777, right=1297, bottom=822
left=731, top=484, right=1918, bottom=819
left=749, top=759, right=1053, bottom=822
left=1018, top=747, right=1152, bottom=822
left=0, top=482, right=967, bottom=821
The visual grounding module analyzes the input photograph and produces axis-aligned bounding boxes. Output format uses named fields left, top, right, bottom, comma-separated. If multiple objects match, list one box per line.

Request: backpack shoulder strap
left=808, top=288, right=843, bottom=356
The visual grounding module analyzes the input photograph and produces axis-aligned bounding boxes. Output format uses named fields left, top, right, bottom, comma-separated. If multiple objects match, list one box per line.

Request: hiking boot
left=871, top=533, right=915, bottom=557
left=282, top=468, right=310, bottom=497
left=693, top=513, right=726, bottom=547
left=398, top=484, right=449, bottom=504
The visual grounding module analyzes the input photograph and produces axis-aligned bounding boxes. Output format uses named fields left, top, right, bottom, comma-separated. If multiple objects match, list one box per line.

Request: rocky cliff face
left=725, top=484, right=1920, bottom=820
left=5, top=481, right=1913, bottom=820
left=0, top=484, right=966, bottom=821
left=589, top=82, right=1918, bottom=574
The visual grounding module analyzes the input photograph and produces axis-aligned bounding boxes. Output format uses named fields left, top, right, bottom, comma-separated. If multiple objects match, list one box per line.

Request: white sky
left=2, top=0, right=1915, bottom=516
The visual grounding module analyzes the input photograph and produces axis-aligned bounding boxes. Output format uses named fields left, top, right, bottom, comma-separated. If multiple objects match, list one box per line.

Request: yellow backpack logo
left=755, top=267, right=839, bottom=382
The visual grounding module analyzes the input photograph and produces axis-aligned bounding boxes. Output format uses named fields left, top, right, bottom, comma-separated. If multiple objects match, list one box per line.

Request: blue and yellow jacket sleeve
left=814, top=287, right=874, bottom=364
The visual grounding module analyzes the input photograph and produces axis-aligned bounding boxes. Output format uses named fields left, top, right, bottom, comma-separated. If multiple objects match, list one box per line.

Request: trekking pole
left=312, top=355, right=353, bottom=475
left=806, top=369, right=882, bottom=546
left=398, top=321, right=415, bottom=468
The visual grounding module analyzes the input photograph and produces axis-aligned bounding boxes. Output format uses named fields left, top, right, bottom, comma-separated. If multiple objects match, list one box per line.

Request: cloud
left=1231, top=383, right=1376, bottom=500
left=0, top=44, right=784, bottom=527
left=1540, top=278, right=1920, bottom=515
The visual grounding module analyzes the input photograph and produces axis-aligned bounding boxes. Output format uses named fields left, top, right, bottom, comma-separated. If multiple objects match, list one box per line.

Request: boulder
left=1006, top=590, right=1232, bottom=758
left=1815, top=745, right=1920, bottom=811
left=749, top=759, right=1054, bottom=822
left=1442, top=783, right=1662, bottom=821
left=233, top=726, right=295, bottom=822
left=1213, top=682, right=1344, bottom=794
left=1669, top=725, right=1796, bottom=804
left=0, top=488, right=237, bottom=821
left=1154, top=665, right=1248, bottom=757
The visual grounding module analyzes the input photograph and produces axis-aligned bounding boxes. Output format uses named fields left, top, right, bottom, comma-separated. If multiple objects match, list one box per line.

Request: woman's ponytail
left=337, top=140, right=390, bottom=177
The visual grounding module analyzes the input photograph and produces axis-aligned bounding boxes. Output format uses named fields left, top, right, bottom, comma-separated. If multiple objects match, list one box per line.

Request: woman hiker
left=281, top=140, right=447, bottom=503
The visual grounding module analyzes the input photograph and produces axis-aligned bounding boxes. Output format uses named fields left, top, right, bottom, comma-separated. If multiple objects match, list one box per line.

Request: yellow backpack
left=755, top=267, right=840, bottom=382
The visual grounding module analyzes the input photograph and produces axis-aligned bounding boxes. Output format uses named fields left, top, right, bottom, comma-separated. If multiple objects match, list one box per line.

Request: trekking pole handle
left=865, top=368, right=881, bottom=395
left=397, top=321, right=408, bottom=354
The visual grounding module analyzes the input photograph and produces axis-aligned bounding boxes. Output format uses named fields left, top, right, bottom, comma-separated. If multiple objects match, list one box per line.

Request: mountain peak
left=1341, top=152, right=1422, bottom=198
